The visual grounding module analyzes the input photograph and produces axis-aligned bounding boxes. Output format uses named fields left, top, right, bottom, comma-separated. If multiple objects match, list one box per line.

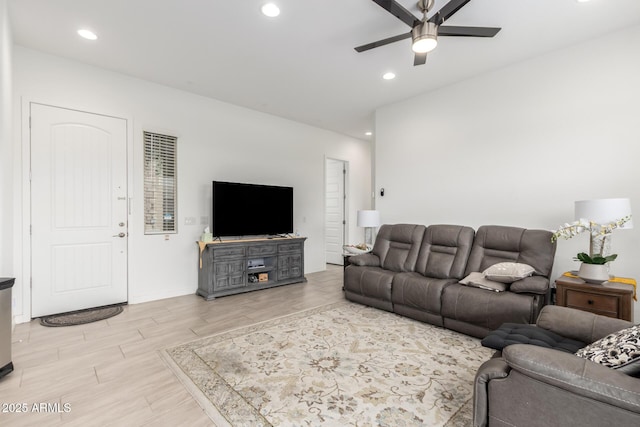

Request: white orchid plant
left=551, top=215, right=632, bottom=264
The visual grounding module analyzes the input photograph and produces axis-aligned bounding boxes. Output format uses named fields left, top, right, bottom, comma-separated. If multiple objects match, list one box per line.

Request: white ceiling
left=9, top=0, right=640, bottom=140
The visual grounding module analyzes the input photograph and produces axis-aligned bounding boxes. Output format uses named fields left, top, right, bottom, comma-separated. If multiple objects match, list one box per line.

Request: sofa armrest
left=503, top=344, right=640, bottom=414
left=347, top=253, right=380, bottom=267
left=536, top=305, right=633, bottom=343
left=473, top=358, right=510, bottom=427
left=509, top=275, right=549, bottom=295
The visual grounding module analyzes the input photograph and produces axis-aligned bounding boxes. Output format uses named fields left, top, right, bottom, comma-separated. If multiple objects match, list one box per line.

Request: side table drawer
left=565, top=289, right=619, bottom=317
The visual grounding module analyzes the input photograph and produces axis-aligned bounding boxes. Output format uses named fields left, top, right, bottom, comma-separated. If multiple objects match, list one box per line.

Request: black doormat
left=39, top=303, right=125, bottom=327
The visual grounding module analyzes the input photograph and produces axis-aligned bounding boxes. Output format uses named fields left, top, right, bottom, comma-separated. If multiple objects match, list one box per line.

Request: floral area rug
left=164, top=302, right=492, bottom=426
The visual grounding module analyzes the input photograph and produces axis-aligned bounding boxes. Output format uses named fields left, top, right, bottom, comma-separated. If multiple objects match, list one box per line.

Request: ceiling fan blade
left=413, top=52, right=427, bottom=66
left=354, top=32, right=412, bottom=52
left=438, top=26, right=501, bottom=37
left=371, top=0, right=421, bottom=28
left=428, top=0, right=472, bottom=25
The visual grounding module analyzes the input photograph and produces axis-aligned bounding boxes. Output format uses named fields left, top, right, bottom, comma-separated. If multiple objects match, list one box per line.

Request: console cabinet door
left=214, top=260, right=246, bottom=290
left=278, top=254, right=302, bottom=280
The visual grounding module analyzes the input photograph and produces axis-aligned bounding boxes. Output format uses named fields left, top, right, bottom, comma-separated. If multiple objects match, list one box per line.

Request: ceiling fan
left=355, top=0, right=501, bottom=66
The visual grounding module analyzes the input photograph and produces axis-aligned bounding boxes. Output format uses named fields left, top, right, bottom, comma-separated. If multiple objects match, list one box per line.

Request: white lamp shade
left=357, top=210, right=381, bottom=228
left=575, top=198, right=633, bottom=229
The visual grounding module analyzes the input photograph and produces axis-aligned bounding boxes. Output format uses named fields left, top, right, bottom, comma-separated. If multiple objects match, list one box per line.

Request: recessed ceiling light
left=365, top=131, right=373, bottom=136
left=261, top=3, right=280, bottom=17
left=77, top=29, right=98, bottom=40
left=382, top=72, right=396, bottom=80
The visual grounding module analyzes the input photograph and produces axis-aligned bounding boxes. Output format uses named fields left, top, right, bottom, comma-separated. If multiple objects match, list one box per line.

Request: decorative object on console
left=356, top=209, right=380, bottom=248
left=200, top=226, right=213, bottom=243
left=552, top=198, right=633, bottom=282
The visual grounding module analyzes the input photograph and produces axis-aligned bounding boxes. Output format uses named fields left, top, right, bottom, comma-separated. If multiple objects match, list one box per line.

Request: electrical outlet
left=200, top=216, right=209, bottom=225
left=184, top=217, right=196, bottom=225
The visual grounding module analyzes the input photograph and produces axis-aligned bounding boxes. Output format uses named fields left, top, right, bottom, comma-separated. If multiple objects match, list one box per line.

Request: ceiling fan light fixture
left=411, top=22, right=438, bottom=53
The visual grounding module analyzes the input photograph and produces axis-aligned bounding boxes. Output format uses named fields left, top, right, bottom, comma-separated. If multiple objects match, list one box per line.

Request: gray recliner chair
left=473, top=305, right=640, bottom=427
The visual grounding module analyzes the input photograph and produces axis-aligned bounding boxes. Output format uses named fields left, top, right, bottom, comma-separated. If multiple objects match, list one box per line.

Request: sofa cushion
left=464, top=226, right=556, bottom=279
left=483, top=262, right=535, bottom=283
left=344, top=266, right=396, bottom=302
left=347, top=253, right=380, bottom=267
left=391, top=272, right=456, bottom=314
left=460, top=272, right=508, bottom=292
left=371, top=224, right=425, bottom=273
left=575, top=325, right=640, bottom=375
left=414, top=225, right=475, bottom=279
left=482, top=323, right=586, bottom=353
left=441, top=283, right=543, bottom=337
left=509, top=275, right=550, bottom=295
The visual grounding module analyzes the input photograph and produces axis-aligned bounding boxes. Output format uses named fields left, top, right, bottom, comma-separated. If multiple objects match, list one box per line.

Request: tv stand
left=196, top=236, right=306, bottom=300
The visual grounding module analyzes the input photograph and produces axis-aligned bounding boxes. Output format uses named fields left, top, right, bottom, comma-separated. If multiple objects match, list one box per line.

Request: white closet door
left=325, top=159, right=346, bottom=265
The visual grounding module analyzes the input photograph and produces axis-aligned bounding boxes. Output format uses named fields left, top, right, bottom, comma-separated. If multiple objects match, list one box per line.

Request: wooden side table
left=555, top=276, right=634, bottom=322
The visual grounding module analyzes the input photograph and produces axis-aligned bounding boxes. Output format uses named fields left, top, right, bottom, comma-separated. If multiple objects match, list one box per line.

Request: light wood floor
left=0, top=265, right=345, bottom=426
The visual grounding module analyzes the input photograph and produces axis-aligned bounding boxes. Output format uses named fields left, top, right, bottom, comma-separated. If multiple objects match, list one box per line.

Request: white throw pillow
left=483, top=262, right=535, bottom=283
left=459, top=272, right=508, bottom=292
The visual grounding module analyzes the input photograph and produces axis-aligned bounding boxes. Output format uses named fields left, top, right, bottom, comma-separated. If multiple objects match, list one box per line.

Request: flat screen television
left=212, top=181, right=294, bottom=237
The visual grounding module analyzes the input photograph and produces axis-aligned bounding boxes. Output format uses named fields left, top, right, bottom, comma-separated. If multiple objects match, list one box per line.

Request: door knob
left=113, top=232, right=126, bottom=238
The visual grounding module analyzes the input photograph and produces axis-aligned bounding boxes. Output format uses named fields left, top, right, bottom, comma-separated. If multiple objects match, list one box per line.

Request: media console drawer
left=197, top=237, right=307, bottom=300
left=213, top=246, right=245, bottom=258
left=248, top=245, right=277, bottom=256
left=278, top=242, right=302, bottom=253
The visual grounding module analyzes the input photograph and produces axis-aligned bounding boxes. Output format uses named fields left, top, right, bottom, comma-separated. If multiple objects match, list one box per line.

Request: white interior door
left=325, top=158, right=346, bottom=265
left=30, top=104, right=128, bottom=317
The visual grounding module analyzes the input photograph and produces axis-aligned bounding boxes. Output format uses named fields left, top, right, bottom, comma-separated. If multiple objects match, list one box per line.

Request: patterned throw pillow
left=575, top=325, right=640, bottom=376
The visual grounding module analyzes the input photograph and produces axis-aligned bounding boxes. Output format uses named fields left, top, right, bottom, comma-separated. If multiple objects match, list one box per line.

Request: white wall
left=375, top=25, right=640, bottom=320
left=0, top=0, right=12, bottom=277
left=12, top=47, right=372, bottom=322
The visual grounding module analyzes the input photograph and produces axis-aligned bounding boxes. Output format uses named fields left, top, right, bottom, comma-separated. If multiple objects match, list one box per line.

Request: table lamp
left=357, top=210, right=381, bottom=247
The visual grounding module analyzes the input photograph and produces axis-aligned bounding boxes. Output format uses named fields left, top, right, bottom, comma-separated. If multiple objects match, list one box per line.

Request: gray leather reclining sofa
left=344, top=223, right=557, bottom=338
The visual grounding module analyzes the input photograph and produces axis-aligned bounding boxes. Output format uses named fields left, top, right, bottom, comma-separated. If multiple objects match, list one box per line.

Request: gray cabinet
left=197, top=237, right=306, bottom=300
